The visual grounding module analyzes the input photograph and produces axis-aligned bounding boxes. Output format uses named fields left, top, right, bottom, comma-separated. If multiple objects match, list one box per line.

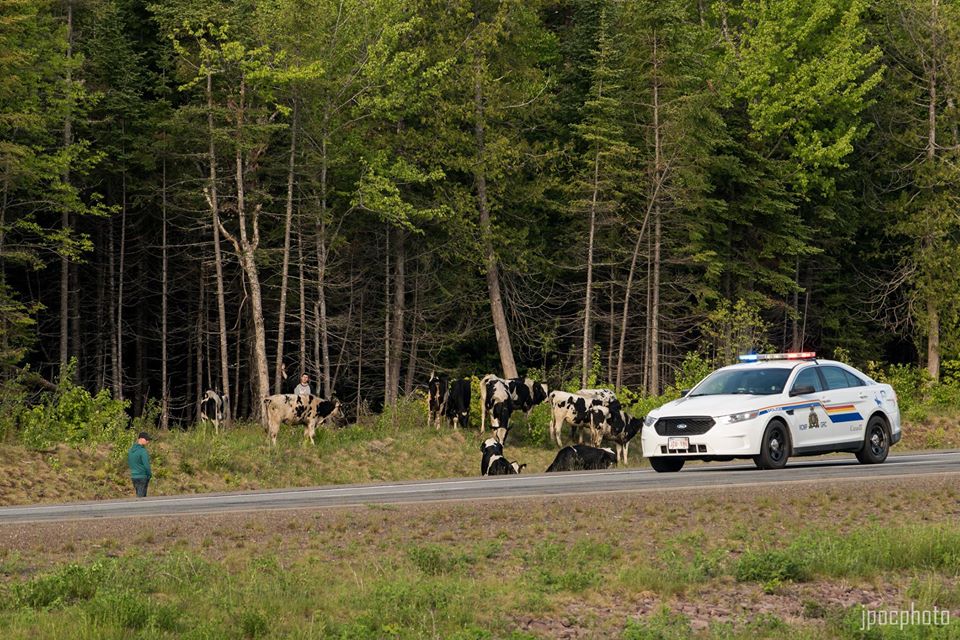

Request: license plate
left=668, top=437, right=689, bottom=450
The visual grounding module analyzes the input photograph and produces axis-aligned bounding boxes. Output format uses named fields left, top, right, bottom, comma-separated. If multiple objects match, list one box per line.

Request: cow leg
left=496, top=427, right=508, bottom=445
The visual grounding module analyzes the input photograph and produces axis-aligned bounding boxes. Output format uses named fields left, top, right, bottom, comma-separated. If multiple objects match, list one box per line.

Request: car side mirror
left=790, top=384, right=815, bottom=397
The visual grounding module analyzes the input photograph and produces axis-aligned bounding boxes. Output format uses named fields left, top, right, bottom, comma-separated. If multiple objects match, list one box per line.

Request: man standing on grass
left=128, top=432, right=152, bottom=498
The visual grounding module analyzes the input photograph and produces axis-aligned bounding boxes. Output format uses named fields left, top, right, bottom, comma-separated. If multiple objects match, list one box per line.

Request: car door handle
left=858, top=393, right=868, bottom=399
left=820, top=398, right=831, bottom=404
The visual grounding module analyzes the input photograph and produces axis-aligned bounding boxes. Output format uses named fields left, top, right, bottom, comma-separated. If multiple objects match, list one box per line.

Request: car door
left=786, top=365, right=829, bottom=450
left=818, top=365, right=867, bottom=447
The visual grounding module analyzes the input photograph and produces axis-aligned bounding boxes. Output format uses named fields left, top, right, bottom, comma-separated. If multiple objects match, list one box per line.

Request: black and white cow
left=199, top=389, right=225, bottom=433
left=480, top=374, right=549, bottom=442
left=485, top=455, right=526, bottom=475
left=480, top=437, right=504, bottom=476
left=428, top=372, right=449, bottom=429
left=481, top=376, right=514, bottom=442
left=571, top=388, right=618, bottom=442
left=545, top=444, right=617, bottom=472
left=509, top=377, right=550, bottom=414
left=443, top=379, right=471, bottom=430
left=590, top=404, right=643, bottom=465
left=547, top=391, right=608, bottom=448
left=262, top=394, right=344, bottom=446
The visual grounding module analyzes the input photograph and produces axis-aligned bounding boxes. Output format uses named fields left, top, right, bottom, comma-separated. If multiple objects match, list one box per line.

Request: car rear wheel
left=650, top=457, right=685, bottom=473
left=753, top=421, right=790, bottom=470
left=855, top=416, right=889, bottom=464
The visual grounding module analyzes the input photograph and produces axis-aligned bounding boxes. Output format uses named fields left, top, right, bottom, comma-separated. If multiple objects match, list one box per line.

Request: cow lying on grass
left=480, top=436, right=525, bottom=475
left=546, top=445, right=617, bottom=472
left=263, top=394, right=344, bottom=446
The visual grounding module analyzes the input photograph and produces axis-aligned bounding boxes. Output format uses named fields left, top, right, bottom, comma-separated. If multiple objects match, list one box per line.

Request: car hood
left=650, top=393, right=781, bottom=418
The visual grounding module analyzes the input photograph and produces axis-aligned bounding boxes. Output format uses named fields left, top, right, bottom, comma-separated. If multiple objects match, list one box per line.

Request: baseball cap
left=138, top=432, right=153, bottom=441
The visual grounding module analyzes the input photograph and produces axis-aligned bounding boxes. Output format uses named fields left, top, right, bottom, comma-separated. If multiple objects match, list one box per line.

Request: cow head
left=511, top=462, right=526, bottom=473
left=480, top=437, right=502, bottom=454
left=624, top=416, right=643, bottom=441
left=330, top=399, right=345, bottom=421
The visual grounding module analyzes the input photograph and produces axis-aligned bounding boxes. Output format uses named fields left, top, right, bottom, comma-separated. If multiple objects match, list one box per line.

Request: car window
left=843, top=370, right=865, bottom=387
left=689, top=368, right=791, bottom=396
left=791, top=367, right=823, bottom=393
left=820, top=366, right=851, bottom=390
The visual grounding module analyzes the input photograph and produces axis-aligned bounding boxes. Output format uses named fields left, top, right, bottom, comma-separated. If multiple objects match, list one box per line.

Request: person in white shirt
left=294, top=373, right=312, bottom=396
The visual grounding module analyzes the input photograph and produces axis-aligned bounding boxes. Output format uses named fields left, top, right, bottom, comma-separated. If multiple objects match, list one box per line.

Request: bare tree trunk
left=116, top=164, right=127, bottom=401
left=615, top=195, right=656, bottom=390
left=791, top=259, right=800, bottom=351
left=317, top=118, right=332, bottom=397
left=650, top=205, right=661, bottom=395
left=195, top=265, right=204, bottom=423
left=926, top=0, right=940, bottom=382
left=297, top=222, right=306, bottom=377
left=59, top=0, right=73, bottom=376
left=357, top=290, right=364, bottom=410
left=160, top=159, right=169, bottom=430
left=216, top=81, right=270, bottom=422
left=607, top=280, right=614, bottom=384
left=383, top=229, right=392, bottom=404
left=648, top=33, right=663, bottom=396
left=317, top=217, right=331, bottom=396
left=581, top=145, right=601, bottom=388
left=404, top=265, right=420, bottom=396
left=206, top=70, right=233, bottom=428
left=388, top=229, right=405, bottom=402
left=109, top=218, right=119, bottom=397
left=273, top=100, right=298, bottom=393
left=474, top=70, right=518, bottom=378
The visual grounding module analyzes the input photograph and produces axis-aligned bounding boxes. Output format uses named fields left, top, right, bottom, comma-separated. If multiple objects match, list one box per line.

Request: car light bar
left=738, top=352, right=816, bottom=362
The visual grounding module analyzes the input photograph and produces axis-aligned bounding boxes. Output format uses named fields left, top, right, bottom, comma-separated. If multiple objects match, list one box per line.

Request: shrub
left=18, top=359, right=129, bottom=451
left=13, top=561, right=110, bottom=609
left=735, top=549, right=810, bottom=584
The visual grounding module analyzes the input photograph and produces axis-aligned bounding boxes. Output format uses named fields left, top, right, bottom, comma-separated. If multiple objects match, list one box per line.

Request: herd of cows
left=195, top=372, right=645, bottom=475
left=433, top=373, right=644, bottom=475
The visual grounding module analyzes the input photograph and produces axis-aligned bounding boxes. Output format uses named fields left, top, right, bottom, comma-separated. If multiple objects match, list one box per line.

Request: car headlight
left=644, top=415, right=657, bottom=427
left=725, top=410, right=759, bottom=424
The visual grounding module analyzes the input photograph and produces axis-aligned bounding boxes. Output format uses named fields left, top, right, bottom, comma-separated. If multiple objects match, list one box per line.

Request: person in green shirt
left=127, top=432, right=153, bottom=497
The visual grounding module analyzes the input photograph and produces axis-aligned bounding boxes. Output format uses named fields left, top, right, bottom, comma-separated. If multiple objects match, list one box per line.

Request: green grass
left=2, top=519, right=960, bottom=638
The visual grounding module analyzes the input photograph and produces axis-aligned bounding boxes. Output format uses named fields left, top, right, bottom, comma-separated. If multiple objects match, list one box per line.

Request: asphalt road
left=1, top=451, right=958, bottom=524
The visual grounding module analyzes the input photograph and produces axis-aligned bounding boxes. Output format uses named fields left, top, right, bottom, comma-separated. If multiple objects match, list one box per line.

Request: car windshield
left=689, top=368, right=791, bottom=397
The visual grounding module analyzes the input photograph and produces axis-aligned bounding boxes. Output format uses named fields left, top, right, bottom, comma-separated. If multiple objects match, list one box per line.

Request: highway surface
left=1, top=451, right=957, bottom=524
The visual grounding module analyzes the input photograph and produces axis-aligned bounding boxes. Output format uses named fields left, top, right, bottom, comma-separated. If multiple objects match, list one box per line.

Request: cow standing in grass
left=590, top=403, right=643, bottom=465
left=199, top=390, right=225, bottom=433
left=443, top=379, right=471, bottom=430
left=263, top=394, right=344, bottom=446
left=428, top=372, right=449, bottom=429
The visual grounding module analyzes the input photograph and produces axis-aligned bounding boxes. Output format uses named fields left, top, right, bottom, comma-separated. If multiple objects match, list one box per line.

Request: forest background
left=2, top=0, right=959, bottom=433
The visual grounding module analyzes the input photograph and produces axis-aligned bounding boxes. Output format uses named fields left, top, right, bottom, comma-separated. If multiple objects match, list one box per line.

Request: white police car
left=640, top=353, right=901, bottom=472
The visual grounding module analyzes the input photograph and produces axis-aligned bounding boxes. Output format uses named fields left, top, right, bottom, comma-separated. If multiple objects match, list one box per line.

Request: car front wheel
left=856, top=416, right=889, bottom=464
left=649, top=457, right=685, bottom=473
left=753, top=421, right=790, bottom=470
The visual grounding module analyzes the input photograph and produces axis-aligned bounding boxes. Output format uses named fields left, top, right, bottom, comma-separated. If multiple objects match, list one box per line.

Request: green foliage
left=702, top=299, right=772, bottom=366
left=622, top=607, right=692, bottom=640
left=17, top=360, right=129, bottom=451
left=11, top=560, right=109, bottom=609
left=523, top=540, right=613, bottom=594
left=864, top=361, right=960, bottom=422
left=734, top=549, right=811, bottom=585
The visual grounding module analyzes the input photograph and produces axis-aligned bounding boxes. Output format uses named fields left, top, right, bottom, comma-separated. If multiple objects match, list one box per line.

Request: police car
left=640, top=353, right=901, bottom=472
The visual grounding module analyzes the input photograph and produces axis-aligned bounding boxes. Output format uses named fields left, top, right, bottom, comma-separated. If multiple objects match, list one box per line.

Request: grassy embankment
left=0, top=478, right=958, bottom=638
left=0, top=392, right=958, bottom=506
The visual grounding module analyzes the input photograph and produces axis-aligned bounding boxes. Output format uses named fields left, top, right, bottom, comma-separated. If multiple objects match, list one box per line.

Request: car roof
left=717, top=358, right=860, bottom=373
